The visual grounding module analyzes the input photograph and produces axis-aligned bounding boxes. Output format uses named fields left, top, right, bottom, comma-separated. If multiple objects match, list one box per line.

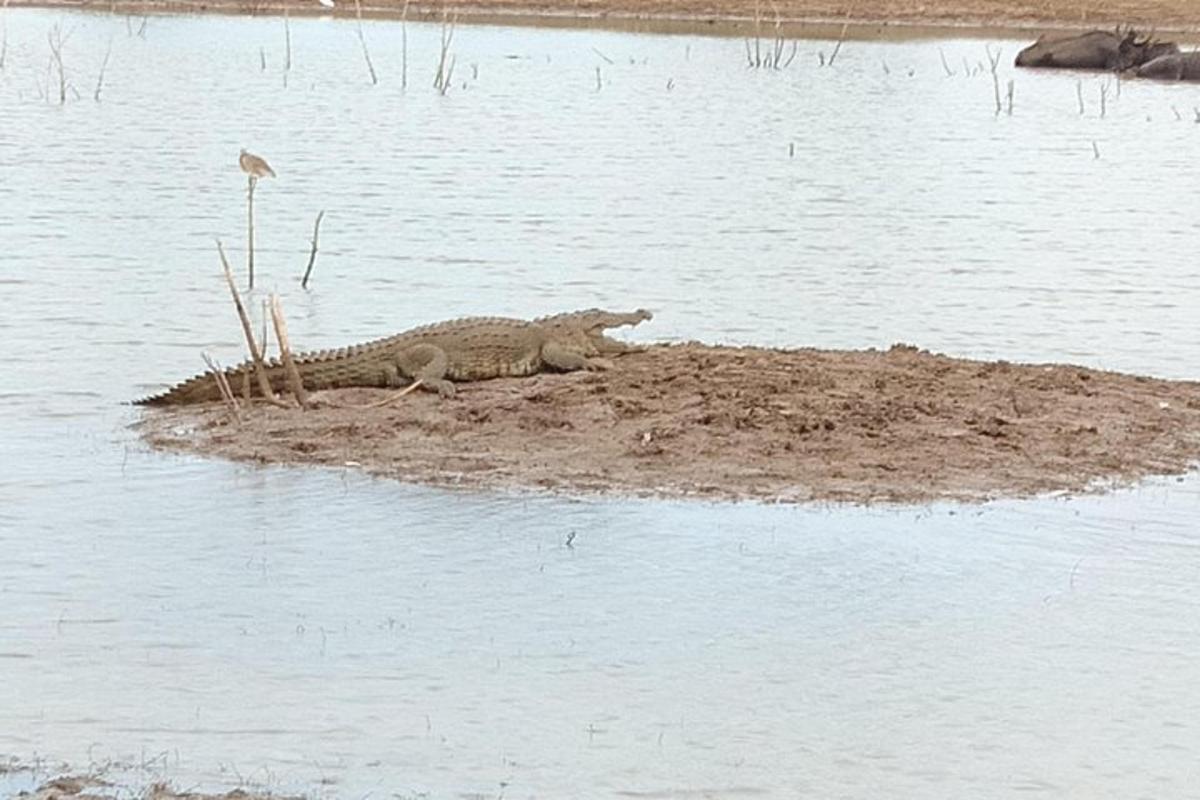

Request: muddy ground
left=138, top=343, right=1200, bottom=505
left=12, top=775, right=298, bottom=800
left=10, top=0, right=1200, bottom=38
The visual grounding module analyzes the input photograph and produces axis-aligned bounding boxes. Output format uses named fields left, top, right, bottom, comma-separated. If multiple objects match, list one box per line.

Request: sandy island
left=138, top=343, right=1200, bottom=505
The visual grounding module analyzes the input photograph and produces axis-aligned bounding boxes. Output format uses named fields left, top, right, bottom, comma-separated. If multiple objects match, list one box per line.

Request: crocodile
left=135, top=308, right=652, bottom=406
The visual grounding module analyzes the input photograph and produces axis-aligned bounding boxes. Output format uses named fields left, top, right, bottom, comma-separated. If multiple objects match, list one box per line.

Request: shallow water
left=3, top=9, right=1200, bottom=797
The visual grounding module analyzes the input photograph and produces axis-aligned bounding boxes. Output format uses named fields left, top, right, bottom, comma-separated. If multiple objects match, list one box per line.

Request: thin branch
left=283, top=7, right=291, bottom=72
left=364, top=379, right=424, bottom=407
left=246, top=176, right=256, bottom=290
left=301, top=209, right=325, bottom=289
left=201, top=352, right=242, bottom=420
left=216, top=239, right=286, bottom=407
left=354, top=0, right=378, bottom=85
left=269, top=293, right=310, bottom=408
left=93, top=36, right=112, bottom=101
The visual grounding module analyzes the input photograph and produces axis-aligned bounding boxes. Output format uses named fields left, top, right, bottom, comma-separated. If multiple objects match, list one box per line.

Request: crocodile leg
left=589, top=335, right=644, bottom=355
left=397, top=343, right=457, bottom=397
left=541, top=342, right=608, bottom=372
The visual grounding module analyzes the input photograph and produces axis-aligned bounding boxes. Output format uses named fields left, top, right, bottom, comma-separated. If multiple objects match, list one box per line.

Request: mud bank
left=138, top=343, right=1200, bottom=505
left=13, top=775, right=298, bottom=800
left=9, top=0, right=1200, bottom=40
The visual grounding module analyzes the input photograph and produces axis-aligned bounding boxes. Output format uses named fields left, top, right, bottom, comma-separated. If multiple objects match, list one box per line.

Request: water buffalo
left=1015, top=29, right=1178, bottom=71
left=1137, top=52, right=1200, bottom=81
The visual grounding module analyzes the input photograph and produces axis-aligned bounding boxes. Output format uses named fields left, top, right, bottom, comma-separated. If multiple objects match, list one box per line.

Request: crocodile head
left=538, top=308, right=653, bottom=356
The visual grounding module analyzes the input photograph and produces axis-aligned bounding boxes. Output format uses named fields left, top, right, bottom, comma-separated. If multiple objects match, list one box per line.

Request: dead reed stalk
left=400, top=0, right=409, bottom=90
left=985, top=44, right=1001, bottom=115
left=433, top=10, right=457, bottom=94
left=301, top=209, right=325, bottom=289
left=939, top=47, right=954, bottom=76
left=47, top=24, right=68, bottom=105
left=269, top=293, right=310, bottom=408
left=827, top=20, right=848, bottom=66
left=354, top=0, right=378, bottom=85
left=283, top=7, right=291, bottom=72
left=1099, top=80, right=1109, bottom=118
left=1, top=0, right=9, bottom=72
left=216, top=239, right=286, bottom=406
left=1076, top=79, right=1084, bottom=114
left=93, top=36, right=111, bottom=101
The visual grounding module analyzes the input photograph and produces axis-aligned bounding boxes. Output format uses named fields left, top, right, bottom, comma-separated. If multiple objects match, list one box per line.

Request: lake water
left=3, top=8, right=1200, bottom=798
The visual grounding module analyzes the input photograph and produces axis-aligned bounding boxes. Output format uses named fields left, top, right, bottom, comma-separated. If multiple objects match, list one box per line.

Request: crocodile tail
left=135, top=361, right=284, bottom=405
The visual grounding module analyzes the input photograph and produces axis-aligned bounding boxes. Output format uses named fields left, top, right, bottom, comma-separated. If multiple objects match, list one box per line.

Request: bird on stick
left=239, top=149, right=277, bottom=180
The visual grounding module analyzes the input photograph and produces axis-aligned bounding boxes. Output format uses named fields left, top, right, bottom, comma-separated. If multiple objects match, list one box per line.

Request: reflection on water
left=2, top=8, right=1200, bottom=797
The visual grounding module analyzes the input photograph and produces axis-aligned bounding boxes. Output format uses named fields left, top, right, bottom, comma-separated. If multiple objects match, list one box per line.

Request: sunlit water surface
left=3, top=9, right=1200, bottom=798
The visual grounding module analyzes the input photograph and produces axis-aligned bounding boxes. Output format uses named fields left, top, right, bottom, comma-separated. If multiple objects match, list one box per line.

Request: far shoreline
left=8, top=0, right=1200, bottom=43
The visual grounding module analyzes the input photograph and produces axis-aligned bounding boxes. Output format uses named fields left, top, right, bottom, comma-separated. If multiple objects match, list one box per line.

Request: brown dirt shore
left=14, top=775, right=298, bottom=800
left=9, top=0, right=1200, bottom=39
left=138, top=343, right=1200, bottom=505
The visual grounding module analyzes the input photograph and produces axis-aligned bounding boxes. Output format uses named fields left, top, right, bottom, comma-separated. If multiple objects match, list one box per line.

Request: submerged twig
left=354, top=0, right=378, bottom=85
left=433, top=10, right=457, bottom=94
left=47, top=23, right=68, bottom=105
left=93, top=36, right=112, bottom=101
left=400, top=0, right=409, bottom=90
left=939, top=47, right=954, bottom=76
left=985, top=44, right=1002, bottom=115
left=827, top=20, right=848, bottom=66
left=301, top=209, right=325, bottom=289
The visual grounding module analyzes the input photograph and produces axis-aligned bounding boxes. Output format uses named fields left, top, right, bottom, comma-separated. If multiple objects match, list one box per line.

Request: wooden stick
left=216, top=239, right=286, bottom=407
left=246, top=176, right=256, bottom=290
left=202, top=352, right=242, bottom=421
left=364, top=379, right=424, bottom=408
left=269, top=293, right=310, bottom=408
left=260, top=298, right=269, bottom=359
left=301, top=209, right=325, bottom=289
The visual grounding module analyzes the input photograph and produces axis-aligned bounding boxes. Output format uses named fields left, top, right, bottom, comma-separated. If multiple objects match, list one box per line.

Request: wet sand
left=9, top=0, right=1200, bottom=39
left=138, top=343, right=1200, bottom=505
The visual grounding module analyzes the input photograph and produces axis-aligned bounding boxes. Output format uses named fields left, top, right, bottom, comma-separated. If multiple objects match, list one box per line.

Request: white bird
left=317, top=0, right=335, bottom=8
left=239, top=149, right=277, bottom=179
